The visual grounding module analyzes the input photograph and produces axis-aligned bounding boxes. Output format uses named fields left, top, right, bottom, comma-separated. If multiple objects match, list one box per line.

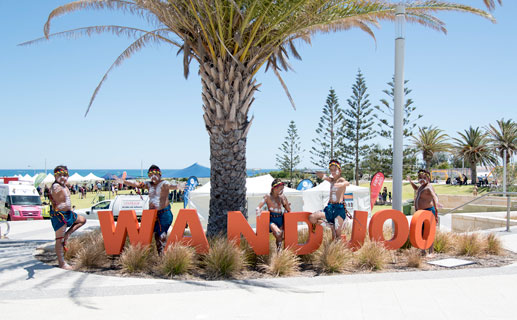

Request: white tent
left=188, top=174, right=303, bottom=227
left=68, top=173, right=84, bottom=183
left=21, top=174, right=34, bottom=182
left=84, top=173, right=104, bottom=182
left=42, top=173, right=55, bottom=185
left=302, top=180, right=371, bottom=214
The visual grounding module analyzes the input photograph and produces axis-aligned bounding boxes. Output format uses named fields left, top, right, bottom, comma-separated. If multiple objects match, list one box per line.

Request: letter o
left=368, top=209, right=409, bottom=250
left=409, top=210, right=437, bottom=250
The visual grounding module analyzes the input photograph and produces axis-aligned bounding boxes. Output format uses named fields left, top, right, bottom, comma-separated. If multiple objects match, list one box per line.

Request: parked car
left=76, top=195, right=149, bottom=220
left=0, top=181, right=43, bottom=221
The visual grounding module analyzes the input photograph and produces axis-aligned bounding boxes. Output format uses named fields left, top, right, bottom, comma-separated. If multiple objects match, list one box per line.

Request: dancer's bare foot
left=59, top=263, right=73, bottom=270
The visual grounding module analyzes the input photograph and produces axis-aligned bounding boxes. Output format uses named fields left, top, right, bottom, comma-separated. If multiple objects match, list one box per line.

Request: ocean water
left=0, top=168, right=276, bottom=178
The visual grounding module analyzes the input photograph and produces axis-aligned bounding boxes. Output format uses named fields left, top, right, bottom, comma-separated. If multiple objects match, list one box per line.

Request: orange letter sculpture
left=409, top=210, right=437, bottom=250
left=227, top=211, right=270, bottom=255
left=368, top=209, right=409, bottom=250
left=284, top=212, right=323, bottom=255
left=166, top=209, right=209, bottom=254
left=98, top=210, right=156, bottom=255
left=347, top=210, right=368, bottom=250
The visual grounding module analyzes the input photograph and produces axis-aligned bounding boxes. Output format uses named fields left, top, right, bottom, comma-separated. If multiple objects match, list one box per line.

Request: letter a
left=99, top=210, right=156, bottom=255
left=167, top=209, right=209, bottom=254
left=284, top=212, right=323, bottom=255
left=227, top=211, right=269, bottom=255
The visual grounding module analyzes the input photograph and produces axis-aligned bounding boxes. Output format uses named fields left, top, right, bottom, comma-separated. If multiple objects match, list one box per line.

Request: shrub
left=120, top=243, right=153, bottom=273
left=64, top=230, right=96, bottom=261
left=203, top=237, right=246, bottom=279
left=433, top=231, right=455, bottom=253
left=74, top=231, right=108, bottom=269
left=355, top=240, right=389, bottom=270
left=314, top=239, right=352, bottom=273
left=456, top=233, right=484, bottom=257
left=484, top=233, right=503, bottom=255
left=262, top=248, right=300, bottom=277
left=405, top=248, right=422, bottom=268
left=157, top=243, right=196, bottom=277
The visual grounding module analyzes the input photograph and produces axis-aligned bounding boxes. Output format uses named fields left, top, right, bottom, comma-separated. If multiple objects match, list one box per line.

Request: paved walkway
left=1, top=220, right=517, bottom=319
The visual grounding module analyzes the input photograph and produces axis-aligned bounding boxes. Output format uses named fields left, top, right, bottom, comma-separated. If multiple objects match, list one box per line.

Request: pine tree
left=311, top=88, right=345, bottom=168
left=276, top=120, right=303, bottom=184
left=343, top=70, right=375, bottom=185
left=374, top=78, right=422, bottom=139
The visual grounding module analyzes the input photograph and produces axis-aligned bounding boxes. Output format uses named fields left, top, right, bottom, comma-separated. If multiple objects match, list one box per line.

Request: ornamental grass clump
left=484, top=233, right=503, bottom=255
left=157, top=243, right=197, bottom=277
left=405, top=248, right=422, bottom=268
left=355, top=240, right=389, bottom=271
left=64, top=229, right=98, bottom=261
left=120, top=243, right=153, bottom=274
left=314, top=239, right=352, bottom=273
left=433, top=231, right=456, bottom=254
left=456, top=233, right=484, bottom=257
left=203, top=237, right=246, bottom=279
left=74, top=230, right=109, bottom=269
left=262, top=248, right=300, bottom=277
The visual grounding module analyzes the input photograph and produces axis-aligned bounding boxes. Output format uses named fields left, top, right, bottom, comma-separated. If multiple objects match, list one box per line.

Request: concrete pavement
left=1, top=220, right=517, bottom=319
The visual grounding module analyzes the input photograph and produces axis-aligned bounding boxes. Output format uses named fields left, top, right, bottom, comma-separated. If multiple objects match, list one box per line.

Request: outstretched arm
left=316, top=171, right=332, bottom=182
left=407, top=175, right=418, bottom=191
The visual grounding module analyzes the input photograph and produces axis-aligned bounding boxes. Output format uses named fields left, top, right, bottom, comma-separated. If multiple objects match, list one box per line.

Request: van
left=77, top=195, right=149, bottom=220
left=0, top=181, right=43, bottom=221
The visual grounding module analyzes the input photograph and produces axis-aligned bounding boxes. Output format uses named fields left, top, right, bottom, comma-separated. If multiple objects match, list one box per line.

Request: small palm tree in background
left=22, top=0, right=495, bottom=236
left=411, top=126, right=450, bottom=171
left=486, top=118, right=517, bottom=165
left=453, top=126, right=497, bottom=184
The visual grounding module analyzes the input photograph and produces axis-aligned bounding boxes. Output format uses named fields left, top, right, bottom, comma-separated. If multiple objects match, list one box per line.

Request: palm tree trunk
left=200, top=58, right=256, bottom=237
left=470, top=161, right=477, bottom=185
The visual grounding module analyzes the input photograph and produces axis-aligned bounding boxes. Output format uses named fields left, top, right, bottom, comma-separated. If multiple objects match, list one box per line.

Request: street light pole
left=392, top=3, right=406, bottom=212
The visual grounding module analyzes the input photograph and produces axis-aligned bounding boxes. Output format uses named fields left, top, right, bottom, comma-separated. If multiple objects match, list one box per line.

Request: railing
left=444, top=192, right=517, bottom=231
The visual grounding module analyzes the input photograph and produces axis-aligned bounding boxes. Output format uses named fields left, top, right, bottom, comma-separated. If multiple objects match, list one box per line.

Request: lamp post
left=392, top=3, right=406, bottom=212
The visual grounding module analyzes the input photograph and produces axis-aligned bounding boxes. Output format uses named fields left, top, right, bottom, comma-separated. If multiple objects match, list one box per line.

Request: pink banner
left=370, top=172, right=385, bottom=210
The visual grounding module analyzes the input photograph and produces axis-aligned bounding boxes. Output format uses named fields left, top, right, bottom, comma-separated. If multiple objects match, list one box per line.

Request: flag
left=296, top=179, right=314, bottom=190
left=183, top=176, right=199, bottom=209
left=370, top=172, right=385, bottom=210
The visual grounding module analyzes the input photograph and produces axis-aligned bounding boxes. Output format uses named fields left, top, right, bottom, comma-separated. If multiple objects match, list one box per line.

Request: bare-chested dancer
left=120, top=165, right=182, bottom=254
left=256, top=179, right=291, bottom=250
left=309, top=160, right=350, bottom=240
left=49, top=165, right=86, bottom=270
left=407, top=169, right=440, bottom=254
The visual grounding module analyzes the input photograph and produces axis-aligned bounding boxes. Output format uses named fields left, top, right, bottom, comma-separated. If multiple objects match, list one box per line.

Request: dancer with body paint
left=49, top=165, right=86, bottom=270
left=309, top=160, right=350, bottom=241
left=119, top=165, right=182, bottom=254
left=256, top=179, right=291, bottom=250
left=407, top=169, right=440, bottom=255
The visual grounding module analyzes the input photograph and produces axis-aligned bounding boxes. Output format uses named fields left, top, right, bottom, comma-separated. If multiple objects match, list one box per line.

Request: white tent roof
left=84, top=173, right=104, bottom=181
left=68, top=173, right=84, bottom=183
left=42, top=173, right=55, bottom=184
left=188, top=174, right=303, bottom=227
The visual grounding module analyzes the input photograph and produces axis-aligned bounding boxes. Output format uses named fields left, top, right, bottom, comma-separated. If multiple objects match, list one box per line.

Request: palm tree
left=486, top=118, right=517, bottom=165
left=21, top=0, right=494, bottom=236
left=411, top=126, right=450, bottom=171
left=453, top=126, right=497, bottom=184
left=483, top=0, right=502, bottom=10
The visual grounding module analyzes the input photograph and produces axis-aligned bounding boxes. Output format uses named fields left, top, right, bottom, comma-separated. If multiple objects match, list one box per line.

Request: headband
left=271, top=181, right=284, bottom=189
left=148, top=169, right=161, bottom=176
left=54, top=169, right=68, bottom=176
left=329, top=161, right=341, bottom=170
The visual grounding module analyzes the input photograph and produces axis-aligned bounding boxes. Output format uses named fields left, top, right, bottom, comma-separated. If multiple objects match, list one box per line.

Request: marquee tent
left=68, top=173, right=84, bottom=183
left=302, top=180, right=371, bottom=214
left=168, top=162, right=210, bottom=178
left=84, top=173, right=104, bottom=182
left=188, top=174, right=303, bottom=226
left=42, top=173, right=55, bottom=185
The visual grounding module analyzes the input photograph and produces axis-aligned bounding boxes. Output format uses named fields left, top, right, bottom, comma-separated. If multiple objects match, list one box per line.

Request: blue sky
left=1, top=0, right=515, bottom=170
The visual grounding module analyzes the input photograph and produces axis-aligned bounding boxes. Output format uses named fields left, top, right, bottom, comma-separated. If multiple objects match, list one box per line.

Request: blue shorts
left=324, top=203, right=347, bottom=224
left=424, top=207, right=438, bottom=221
left=269, top=212, right=284, bottom=232
left=155, top=205, right=173, bottom=235
left=50, top=210, right=78, bottom=232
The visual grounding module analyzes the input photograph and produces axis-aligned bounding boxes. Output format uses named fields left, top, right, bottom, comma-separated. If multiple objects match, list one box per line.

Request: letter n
left=167, top=209, right=209, bottom=254
left=227, top=211, right=269, bottom=255
left=98, top=210, right=156, bottom=255
left=368, top=209, right=409, bottom=250
left=409, top=210, right=437, bottom=250
left=284, top=212, right=323, bottom=255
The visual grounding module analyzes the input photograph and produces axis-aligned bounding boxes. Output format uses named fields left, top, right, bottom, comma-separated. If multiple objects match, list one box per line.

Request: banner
left=296, top=179, right=314, bottom=191
left=370, top=172, right=385, bottom=210
left=183, top=176, right=199, bottom=208
left=343, top=192, right=354, bottom=215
